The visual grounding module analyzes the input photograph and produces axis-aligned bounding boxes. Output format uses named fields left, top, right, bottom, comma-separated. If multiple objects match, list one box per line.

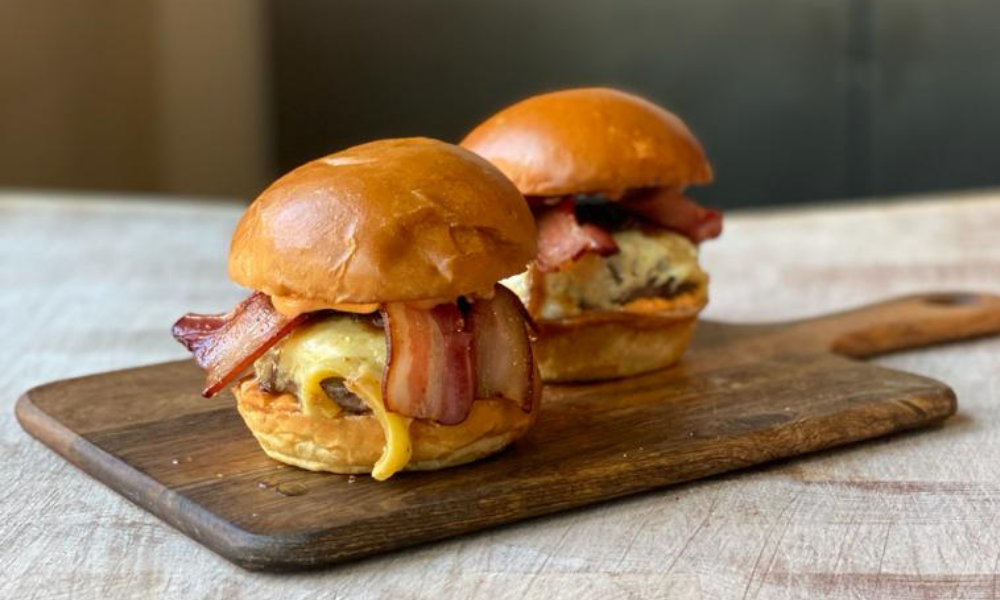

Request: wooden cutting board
left=16, top=292, right=1000, bottom=571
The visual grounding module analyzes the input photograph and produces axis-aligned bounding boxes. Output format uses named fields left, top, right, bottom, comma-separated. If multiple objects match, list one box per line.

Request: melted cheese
left=272, top=315, right=412, bottom=480
left=348, top=377, right=413, bottom=481
left=502, top=228, right=705, bottom=320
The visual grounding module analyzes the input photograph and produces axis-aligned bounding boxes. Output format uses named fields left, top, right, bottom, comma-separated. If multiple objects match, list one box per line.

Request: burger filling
left=254, top=314, right=385, bottom=418
left=503, top=227, right=707, bottom=320
left=253, top=313, right=415, bottom=479
left=171, top=284, right=536, bottom=481
left=502, top=190, right=719, bottom=321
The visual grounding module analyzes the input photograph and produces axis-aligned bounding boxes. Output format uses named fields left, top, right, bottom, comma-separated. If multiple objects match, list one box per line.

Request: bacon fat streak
left=621, top=188, right=723, bottom=243
left=381, top=301, right=476, bottom=425
left=534, top=197, right=618, bottom=272
left=381, top=285, right=534, bottom=425
left=172, top=292, right=307, bottom=397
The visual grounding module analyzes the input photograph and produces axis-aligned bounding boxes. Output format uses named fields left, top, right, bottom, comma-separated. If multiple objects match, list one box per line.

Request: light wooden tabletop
left=3, top=190, right=1000, bottom=600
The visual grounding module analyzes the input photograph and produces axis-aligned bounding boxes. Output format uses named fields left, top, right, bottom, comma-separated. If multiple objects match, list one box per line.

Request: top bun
left=461, top=88, right=712, bottom=198
left=229, top=137, right=536, bottom=304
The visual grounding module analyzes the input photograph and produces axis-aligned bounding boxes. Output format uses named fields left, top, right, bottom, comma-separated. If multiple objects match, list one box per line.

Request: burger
left=172, top=138, right=540, bottom=480
left=461, top=87, right=723, bottom=382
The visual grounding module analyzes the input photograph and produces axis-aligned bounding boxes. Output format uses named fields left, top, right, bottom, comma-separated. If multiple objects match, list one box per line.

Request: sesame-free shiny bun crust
left=532, top=278, right=708, bottom=382
left=229, top=138, right=536, bottom=304
left=461, top=88, right=712, bottom=197
left=234, top=378, right=540, bottom=475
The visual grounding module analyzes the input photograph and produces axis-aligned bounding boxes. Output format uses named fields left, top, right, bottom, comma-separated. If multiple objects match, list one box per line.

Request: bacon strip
left=381, top=286, right=537, bottom=425
left=534, top=197, right=618, bottom=272
left=469, top=285, right=536, bottom=412
left=381, top=301, right=476, bottom=425
left=621, top=188, right=723, bottom=243
left=172, top=292, right=306, bottom=397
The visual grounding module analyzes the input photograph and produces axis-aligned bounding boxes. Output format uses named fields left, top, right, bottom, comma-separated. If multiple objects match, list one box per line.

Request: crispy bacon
left=534, top=197, right=618, bottom=272
left=381, top=286, right=536, bottom=424
left=381, top=301, right=476, bottom=425
left=176, top=288, right=536, bottom=424
left=172, top=292, right=306, bottom=397
left=621, top=188, right=723, bottom=243
left=469, top=285, right=536, bottom=412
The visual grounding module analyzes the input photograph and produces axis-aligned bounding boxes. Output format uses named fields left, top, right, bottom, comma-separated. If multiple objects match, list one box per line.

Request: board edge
left=11, top=365, right=961, bottom=571
left=225, top=381, right=961, bottom=570
left=14, top=386, right=315, bottom=571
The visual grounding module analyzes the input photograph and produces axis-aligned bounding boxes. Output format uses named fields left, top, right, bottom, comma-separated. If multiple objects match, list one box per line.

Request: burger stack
left=173, top=88, right=722, bottom=480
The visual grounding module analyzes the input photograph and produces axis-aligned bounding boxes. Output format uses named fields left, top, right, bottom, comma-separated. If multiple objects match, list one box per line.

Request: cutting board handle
left=775, top=292, right=1000, bottom=358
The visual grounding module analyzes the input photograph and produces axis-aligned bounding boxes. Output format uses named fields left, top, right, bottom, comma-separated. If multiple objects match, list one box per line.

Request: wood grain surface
left=16, top=290, right=1000, bottom=570
left=5, top=192, right=1000, bottom=598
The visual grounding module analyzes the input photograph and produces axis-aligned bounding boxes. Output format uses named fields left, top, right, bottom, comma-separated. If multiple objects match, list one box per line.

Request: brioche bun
left=532, top=278, right=707, bottom=382
left=234, top=376, right=540, bottom=474
left=461, top=88, right=712, bottom=198
left=229, top=138, right=536, bottom=305
left=464, top=89, right=715, bottom=381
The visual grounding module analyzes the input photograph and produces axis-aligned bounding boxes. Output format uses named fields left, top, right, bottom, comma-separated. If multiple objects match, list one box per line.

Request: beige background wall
left=0, top=0, right=270, bottom=199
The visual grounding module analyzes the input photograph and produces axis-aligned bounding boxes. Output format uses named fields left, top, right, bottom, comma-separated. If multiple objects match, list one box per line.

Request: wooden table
left=3, top=190, right=1000, bottom=599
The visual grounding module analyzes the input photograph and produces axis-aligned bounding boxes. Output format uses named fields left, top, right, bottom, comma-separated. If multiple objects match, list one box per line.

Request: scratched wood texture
left=4, top=191, right=1000, bottom=598
left=18, top=291, right=1000, bottom=570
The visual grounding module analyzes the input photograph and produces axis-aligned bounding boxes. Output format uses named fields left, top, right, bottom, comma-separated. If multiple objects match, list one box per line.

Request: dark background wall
left=270, top=0, right=1000, bottom=209
left=1, top=1, right=997, bottom=207
left=0, top=1, right=271, bottom=199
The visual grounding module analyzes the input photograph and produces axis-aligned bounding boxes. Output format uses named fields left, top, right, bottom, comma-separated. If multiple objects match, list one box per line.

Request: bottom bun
left=234, top=379, right=539, bottom=474
left=533, top=285, right=707, bottom=382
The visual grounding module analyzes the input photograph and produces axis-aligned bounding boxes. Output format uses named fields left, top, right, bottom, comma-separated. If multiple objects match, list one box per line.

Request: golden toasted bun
left=533, top=282, right=707, bottom=382
left=229, top=138, right=536, bottom=305
left=461, top=88, right=712, bottom=198
left=234, top=377, right=541, bottom=474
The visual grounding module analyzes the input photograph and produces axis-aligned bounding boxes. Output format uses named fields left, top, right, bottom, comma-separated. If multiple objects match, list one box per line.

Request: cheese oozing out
left=267, top=315, right=412, bottom=480
left=503, top=227, right=706, bottom=320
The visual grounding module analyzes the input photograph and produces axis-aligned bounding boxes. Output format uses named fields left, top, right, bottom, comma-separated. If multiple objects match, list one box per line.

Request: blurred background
left=2, top=0, right=999, bottom=209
